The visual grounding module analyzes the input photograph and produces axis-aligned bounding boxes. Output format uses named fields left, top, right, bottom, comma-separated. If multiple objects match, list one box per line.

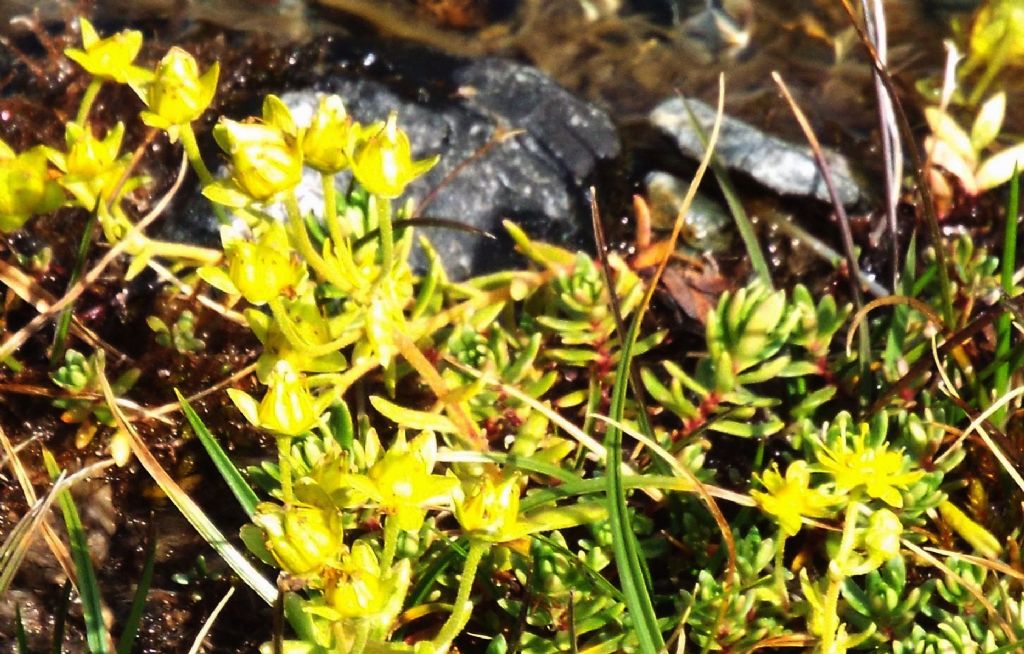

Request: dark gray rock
left=172, top=56, right=620, bottom=279
left=650, top=96, right=866, bottom=207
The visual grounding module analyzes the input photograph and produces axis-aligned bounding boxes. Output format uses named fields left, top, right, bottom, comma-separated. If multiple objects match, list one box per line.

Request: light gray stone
left=650, top=96, right=867, bottom=207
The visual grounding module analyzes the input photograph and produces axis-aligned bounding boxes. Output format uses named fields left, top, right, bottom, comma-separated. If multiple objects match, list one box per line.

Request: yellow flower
left=64, top=17, right=152, bottom=85
left=452, top=473, right=606, bottom=543
left=198, top=223, right=302, bottom=305
left=252, top=501, right=341, bottom=577
left=751, top=461, right=839, bottom=536
left=228, top=359, right=332, bottom=437
left=342, top=432, right=457, bottom=531
left=323, top=541, right=388, bottom=619
left=351, top=112, right=438, bottom=199
left=0, top=140, right=63, bottom=232
left=814, top=428, right=924, bottom=508
left=136, top=47, right=219, bottom=137
left=227, top=236, right=298, bottom=304
left=205, top=95, right=302, bottom=205
left=45, top=122, right=128, bottom=211
left=303, top=95, right=356, bottom=174
left=453, top=474, right=522, bottom=541
left=245, top=295, right=349, bottom=383
left=314, top=541, right=412, bottom=633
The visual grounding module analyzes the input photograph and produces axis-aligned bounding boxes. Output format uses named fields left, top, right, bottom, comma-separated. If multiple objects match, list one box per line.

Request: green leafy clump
left=4, top=11, right=1024, bottom=654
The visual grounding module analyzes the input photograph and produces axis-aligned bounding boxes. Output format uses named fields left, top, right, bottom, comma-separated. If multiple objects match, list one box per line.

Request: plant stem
left=350, top=620, right=370, bottom=654
left=75, top=79, right=103, bottom=126
left=433, top=539, right=487, bottom=652
left=372, top=194, right=394, bottom=280
left=178, top=123, right=214, bottom=187
left=268, top=297, right=311, bottom=351
left=381, top=515, right=400, bottom=570
left=322, top=173, right=346, bottom=246
left=179, top=123, right=228, bottom=224
left=774, top=531, right=789, bottom=610
left=277, top=437, right=293, bottom=505
left=821, top=500, right=860, bottom=652
left=142, top=238, right=222, bottom=264
left=968, top=39, right=1010, bottom=107
left=285, top=193, right=345, bottom=288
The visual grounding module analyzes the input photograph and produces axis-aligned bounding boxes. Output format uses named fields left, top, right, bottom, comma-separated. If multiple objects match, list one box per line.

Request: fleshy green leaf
left=369, top=395, right=457, bottom=433
left=971, top=91, right=1006, bottom=151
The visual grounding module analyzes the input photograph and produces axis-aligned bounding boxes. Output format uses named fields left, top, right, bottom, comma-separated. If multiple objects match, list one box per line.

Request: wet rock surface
left=644, top=170, right=733, bottom=254
left=650, top=95, right=869, bottom=207
left=174, top=53, right=621, bottom=279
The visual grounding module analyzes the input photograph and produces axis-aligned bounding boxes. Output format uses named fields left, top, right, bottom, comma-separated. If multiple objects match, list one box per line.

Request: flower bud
left=253, top=502, right=341, bottom=577
left=228, top=359, right=333, bottom=437
left=324, top=541, right=387, bottom=619
left=303, top=95, right=355, bottom=174
left=351, top=112, right=438, bottom=199
left=864, top=508, right=903, bottom=563
left=226, top=224, right=301, bottom=305
left=46, top=122, right=128, bottom=212
left=138, top=47, right=219, bottom=132
left=259, top=360, right=322, bottom=437
left=68, top=123, right=124, bottom=178
left=213, top=119, right=302, bottom=202
left=454, top=475, right=521, bottom=540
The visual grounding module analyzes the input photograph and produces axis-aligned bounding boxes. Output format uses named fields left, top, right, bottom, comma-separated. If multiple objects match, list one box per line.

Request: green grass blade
left=15, top=604, right=29, bottom=654
left=42, top=450, right=110, bottom=654
left=994, top=165, right=1019, bottom=426
left=682, top=99, right=773, bottom=287
left=605, top=307, right=664, bottom=654
left=51, top=211, right=98, bottom=365
left=116, top=531, right=157, bottom=654
left=0, top=483, right=61, bottom=595
left=176, top=390, right=259, bottom=516
left=52, top=579, right=72, bottom=654
left=597, top=84, right=726, bottom=654
left=519, top=475, right=754, bottom=513
left=98, top=364, right=276, bottom=605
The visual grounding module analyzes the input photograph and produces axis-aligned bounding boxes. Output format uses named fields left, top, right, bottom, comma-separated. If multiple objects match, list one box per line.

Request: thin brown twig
left=636, top=73, right=738, bottom=638
left=150, top=362, right=258, bottom=417
left=861, top=0, right=903, bottom=290
left=411, top=126, right=523, bottom=220
left=771, top=73, right=866, bottom=312
left=838, top=0, right=955, bottom=326
left=868, top=296, right=1023, bottom=415
left=0, top=382, right=175, bottom=424
left=0, top=258, right=131, bottom=363
left=902, top=539, right=1016, bottom=641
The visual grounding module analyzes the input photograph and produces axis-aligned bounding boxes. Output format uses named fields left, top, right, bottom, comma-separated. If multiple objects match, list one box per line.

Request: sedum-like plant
left=4, top=14, right=1024, bottom=654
